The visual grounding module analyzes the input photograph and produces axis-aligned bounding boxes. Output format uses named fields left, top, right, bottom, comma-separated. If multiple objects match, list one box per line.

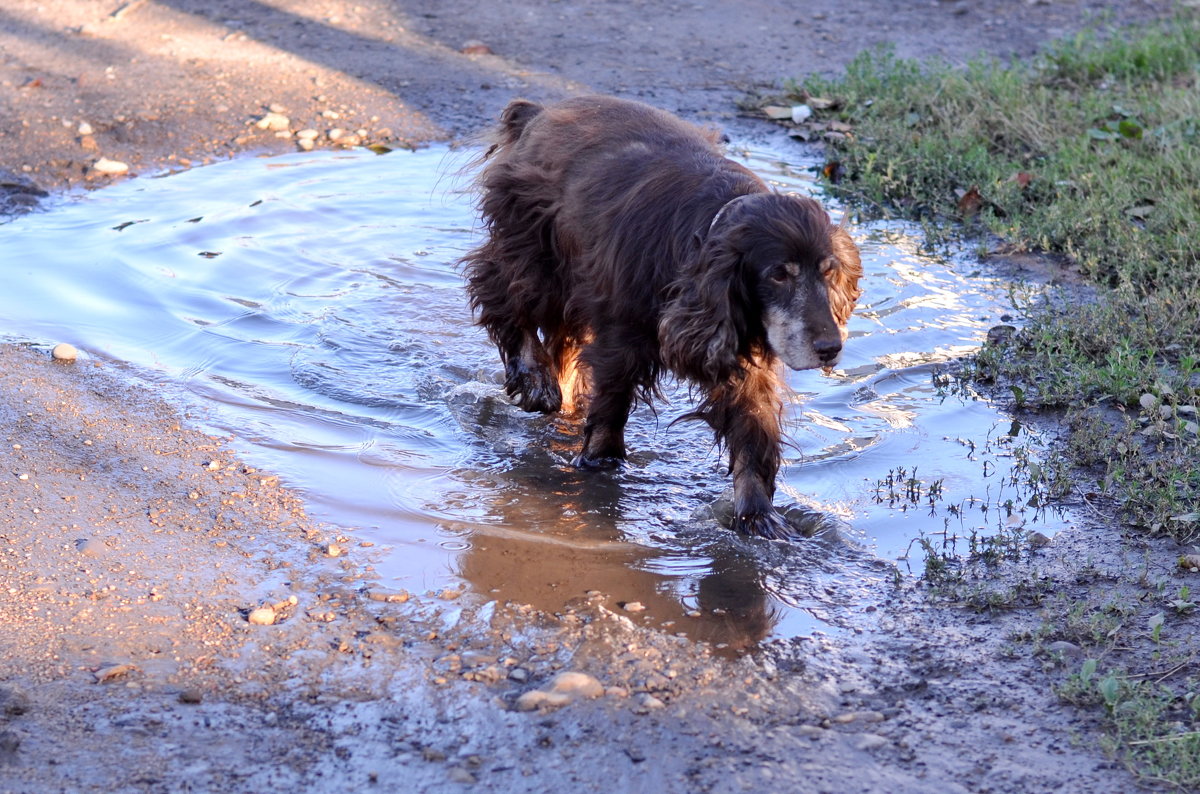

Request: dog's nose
left=814, top=338, right=842, bottom=363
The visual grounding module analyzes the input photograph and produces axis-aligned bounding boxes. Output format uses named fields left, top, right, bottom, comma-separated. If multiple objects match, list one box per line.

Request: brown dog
left=461, top=96, right=862, bottom=539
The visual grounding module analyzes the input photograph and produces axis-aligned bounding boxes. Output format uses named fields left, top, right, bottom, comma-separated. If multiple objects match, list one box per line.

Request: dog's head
left=660, top=193, right=863, bottom=384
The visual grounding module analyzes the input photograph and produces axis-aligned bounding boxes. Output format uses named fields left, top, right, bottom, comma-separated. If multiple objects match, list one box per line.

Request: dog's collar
left=708, top=194, right=754, bottom=233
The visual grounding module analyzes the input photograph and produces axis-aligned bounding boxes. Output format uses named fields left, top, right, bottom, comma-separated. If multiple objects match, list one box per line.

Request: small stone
left=255, top=112, right=290, bottom=131
left=75, top=538, right=102, bottom=557
left=637, top=693, right=665, bottom=710
left=334, top=133, right=361, bottom=147
left=268, top=103, right=287, bottom=114
left=622, top=601, right=645, bottom=613
left=831, top=710, right=885, bottom=725
left=1028, top=531, right=1052, bottom=548
left=51, top=343, right=78, bottom=361
left=460, top=39, right=493, bottom=55
left=321, top=109, right=340, bottom=120
left=854, top=733, right=889, bottom=752
left=507, top=668, right=529, bottom=683
left=247, top=606, right=276, bottom=625
left=0, top=686, right=30, bottom=717
left=447, top=767, right=476, bottom=784
left=296, top=128, right=320, bottom=140
left=92, top=157, right=129, bottom=175
left=327, top=128, right=345, bottom=141
left=297, top=139, right=314, bottom=151
left=77, top=121, right=94, bottom=136
left=94, top=663, right=137, bottom=683
left=178, top=688, right=203, bottom=704
left=325, top=543, right=343, bottom=558
left=546, top=671, right=603, bottom=699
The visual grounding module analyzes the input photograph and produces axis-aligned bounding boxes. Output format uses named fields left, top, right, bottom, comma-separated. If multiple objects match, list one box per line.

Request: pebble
left=255, top=112, right=290, bottom=132
left=74, top=537, right=102, bottom=557
left=854, top=733, right=890, bottom=752
left=77, top=121, right=94, bottom=136
left=0, top=686, right=30, bottom=717
left=635, top=693, right=665, bottom=711
left=297, top=139, right=314, bottom=151
left=514, top=689, right=570, bottom=712
left=546, top=671, right=604, bottom=699
left=507, top=668, right=529, bottom=683
left=296, top=129, right=320, bottom=141
left=327, top=128, right=345, bottom=141
left=622, top=601, right=646, bottom=613
left=51, top=343, right=78, bottom=361
left=831, top=710, right=885, bottom=725
left=178, top=688, right=203, bottom=704
left=324, top=543, right=343, bottom=558
left=247, top=606, right=276, bottom=625
left=447, top=767, right=476, bottom=784
left=92, top=157, right=129, bottom=175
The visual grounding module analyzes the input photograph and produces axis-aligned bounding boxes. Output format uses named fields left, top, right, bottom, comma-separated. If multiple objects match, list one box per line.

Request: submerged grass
left=767, top=12, right=1200, bottom=787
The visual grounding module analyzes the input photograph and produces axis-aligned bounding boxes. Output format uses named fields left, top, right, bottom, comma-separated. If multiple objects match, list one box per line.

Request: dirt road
left=0, top=2, right=1182, bottom=792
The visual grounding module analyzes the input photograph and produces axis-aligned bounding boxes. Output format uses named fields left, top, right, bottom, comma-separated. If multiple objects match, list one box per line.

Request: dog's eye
left=768, top=266, right=791, bottom=285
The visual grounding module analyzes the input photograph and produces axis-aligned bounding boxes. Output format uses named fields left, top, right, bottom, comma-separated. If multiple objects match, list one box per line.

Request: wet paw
left=731, top=508, right=800, bottom=541
left=504, top=359, right=561, bottom=413
left=571, top=452, right=625, bottom=470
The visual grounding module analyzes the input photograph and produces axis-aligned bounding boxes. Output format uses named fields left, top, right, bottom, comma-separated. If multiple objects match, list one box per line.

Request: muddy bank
left=1, top=1, right=1191, bottom=792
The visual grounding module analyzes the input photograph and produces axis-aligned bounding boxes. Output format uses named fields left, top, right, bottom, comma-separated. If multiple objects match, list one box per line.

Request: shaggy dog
left=461, top=96, right=862, bottom=539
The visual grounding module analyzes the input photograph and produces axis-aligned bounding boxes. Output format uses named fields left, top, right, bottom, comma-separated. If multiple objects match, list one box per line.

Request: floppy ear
left=826, top=224, right=863, bottom=329
left=658, top=228, right=747, bottom=386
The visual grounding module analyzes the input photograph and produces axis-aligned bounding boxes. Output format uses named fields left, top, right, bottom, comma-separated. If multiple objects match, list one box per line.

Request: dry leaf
left=762, top=105, right=795, bottom=120
left=956, top=186, right=983, bottom=217
left=1009, top=171, right=1034, bottom=189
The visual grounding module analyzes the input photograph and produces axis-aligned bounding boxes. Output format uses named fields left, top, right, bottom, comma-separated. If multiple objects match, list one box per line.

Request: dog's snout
left=814, top=337, right=842, bottom=363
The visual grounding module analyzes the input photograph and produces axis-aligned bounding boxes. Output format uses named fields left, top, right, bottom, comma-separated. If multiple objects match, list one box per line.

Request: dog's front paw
left=571, top=451, right=624, bottom=470
left=504, top=359, right=561, bottom=413
left=731, top=508, right=800, bottom=541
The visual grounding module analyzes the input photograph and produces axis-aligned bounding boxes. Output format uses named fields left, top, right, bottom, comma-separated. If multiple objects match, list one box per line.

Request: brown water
left=0, top=144, right=1072, bottom=648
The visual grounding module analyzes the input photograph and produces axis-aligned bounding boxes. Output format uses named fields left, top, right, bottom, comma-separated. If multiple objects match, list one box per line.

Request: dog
left=460, top=96, right=862, bottom=540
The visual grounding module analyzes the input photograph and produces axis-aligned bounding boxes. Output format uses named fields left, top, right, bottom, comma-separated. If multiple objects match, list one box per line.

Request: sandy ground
left=2, top=1, right=1195, bottom=792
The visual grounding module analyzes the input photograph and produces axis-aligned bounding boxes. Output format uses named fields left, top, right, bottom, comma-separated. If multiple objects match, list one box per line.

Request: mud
left=0, top=2, right=1192, bottom=793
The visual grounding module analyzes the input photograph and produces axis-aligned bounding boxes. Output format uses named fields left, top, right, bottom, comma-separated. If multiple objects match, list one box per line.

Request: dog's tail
left=483, top=99, right=544, bottom=158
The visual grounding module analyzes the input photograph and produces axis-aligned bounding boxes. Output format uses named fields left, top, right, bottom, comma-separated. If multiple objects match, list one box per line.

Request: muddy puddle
left=0, top=141, right=1073, bottom=648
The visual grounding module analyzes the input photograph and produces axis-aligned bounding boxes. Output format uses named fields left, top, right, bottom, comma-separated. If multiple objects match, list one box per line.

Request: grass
left=777, top=15, right=1200, bottom=291
left=764, top=12, right=1200, bottom=787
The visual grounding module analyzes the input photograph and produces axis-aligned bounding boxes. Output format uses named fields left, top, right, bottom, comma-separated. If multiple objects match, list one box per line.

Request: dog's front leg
left=716, top=366, right=796, bottom=540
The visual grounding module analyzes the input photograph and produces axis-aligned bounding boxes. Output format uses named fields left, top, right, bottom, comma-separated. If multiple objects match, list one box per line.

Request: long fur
left=460, top=96, right=863, bottom=540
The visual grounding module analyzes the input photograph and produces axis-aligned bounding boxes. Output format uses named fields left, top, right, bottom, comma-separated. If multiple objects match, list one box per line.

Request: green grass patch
left=777, top=13, right=1200, bottom=291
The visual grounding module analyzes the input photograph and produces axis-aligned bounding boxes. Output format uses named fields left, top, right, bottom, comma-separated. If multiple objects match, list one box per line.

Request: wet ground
left=2, top=2, right=1190, bottom=792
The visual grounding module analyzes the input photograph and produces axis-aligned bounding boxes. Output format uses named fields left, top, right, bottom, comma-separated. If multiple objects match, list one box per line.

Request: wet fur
left=460, top=96, right=863, bottom=540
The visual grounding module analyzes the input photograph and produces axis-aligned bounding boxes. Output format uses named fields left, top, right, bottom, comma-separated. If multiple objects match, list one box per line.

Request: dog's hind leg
left=464, top=252, right=563, bottom=413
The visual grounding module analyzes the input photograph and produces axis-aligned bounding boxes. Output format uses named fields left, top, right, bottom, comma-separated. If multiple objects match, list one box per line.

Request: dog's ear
left=826, top=224, right=863, bottom=329
left=658, top=225, right=748, bottom=386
